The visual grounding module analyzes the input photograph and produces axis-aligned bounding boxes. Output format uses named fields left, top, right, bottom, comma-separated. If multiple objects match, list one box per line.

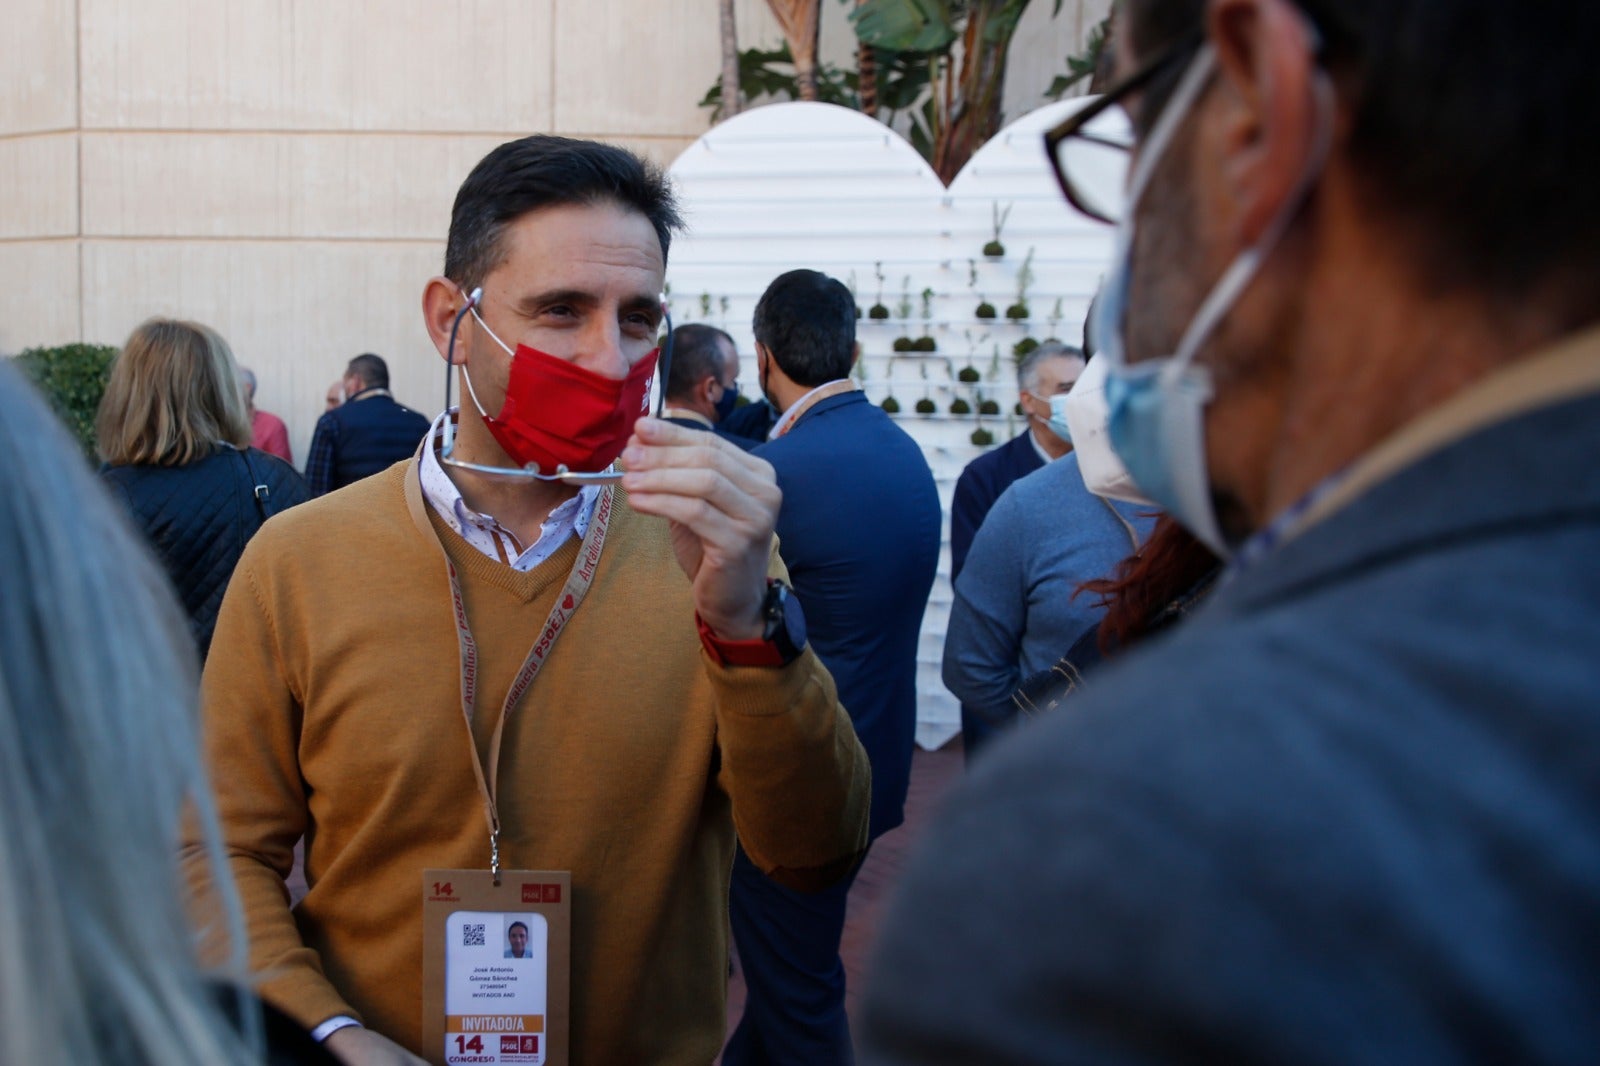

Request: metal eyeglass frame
left=438, top=286, right=675, bottom=485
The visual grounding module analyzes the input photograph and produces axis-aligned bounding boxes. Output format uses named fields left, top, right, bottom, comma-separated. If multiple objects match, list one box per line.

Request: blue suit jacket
left=757, top=391, right=941, bottom=840
left=305, top=392, right=430, bottom=497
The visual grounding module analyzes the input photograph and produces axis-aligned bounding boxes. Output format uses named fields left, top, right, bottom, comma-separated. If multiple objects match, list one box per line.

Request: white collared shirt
left=661, top=406, right=714, bottom=429
left=418, top=410, right=601, bottom=572
left=1027, top=423, right=1056, bottom=464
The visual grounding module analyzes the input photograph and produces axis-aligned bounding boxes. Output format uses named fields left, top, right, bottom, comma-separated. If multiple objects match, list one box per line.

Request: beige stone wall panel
left=80, top=132, right=522, bottom=238
left=0, top=241, right=81, bottom=353
left=1, top=0, right=77, bottom=135
left=80, top=0, right=555, bottom=132
left=0, top=134, right=79, bottom=239
left=82, top=238, right=448, bottom=457
left=554, top=0, right=721, bottom=136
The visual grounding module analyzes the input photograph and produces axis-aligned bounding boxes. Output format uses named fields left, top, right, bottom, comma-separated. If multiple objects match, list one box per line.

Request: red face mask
left=465, top=311, right=658, bottom=474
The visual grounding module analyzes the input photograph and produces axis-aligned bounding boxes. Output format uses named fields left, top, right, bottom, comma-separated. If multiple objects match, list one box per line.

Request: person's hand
left=621, top=418, right=780, bottom=640
left=324, top=1026, right=430, bottom=1066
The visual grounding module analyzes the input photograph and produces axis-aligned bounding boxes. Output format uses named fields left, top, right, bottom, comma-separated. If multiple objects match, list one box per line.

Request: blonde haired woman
left=0, top=360, right=334, bottom=1063
left=97, top=318, right=308, bottom=657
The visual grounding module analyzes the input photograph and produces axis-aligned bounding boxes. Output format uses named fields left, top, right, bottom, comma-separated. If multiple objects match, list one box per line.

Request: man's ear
left=1208, top=0, right=1325, bottom=247
left=422, top=276, right=471, bottom=365
left=699, top=374, right=720, bottom=407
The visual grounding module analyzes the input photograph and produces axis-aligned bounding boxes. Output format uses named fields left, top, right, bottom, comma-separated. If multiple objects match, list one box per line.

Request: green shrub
left=14, top=343, right=118, bottom=459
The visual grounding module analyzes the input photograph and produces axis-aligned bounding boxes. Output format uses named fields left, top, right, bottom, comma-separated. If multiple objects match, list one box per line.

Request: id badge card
left=423, top=869, right=571, bottom=1066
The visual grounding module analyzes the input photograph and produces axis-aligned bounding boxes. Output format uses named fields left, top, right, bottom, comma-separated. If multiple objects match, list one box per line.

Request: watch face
left=767, top=581, right=807, bottom=653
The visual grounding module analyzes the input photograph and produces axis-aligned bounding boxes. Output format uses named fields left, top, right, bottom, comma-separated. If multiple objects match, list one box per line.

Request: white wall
left=667, top=99, right=1116, bottom=748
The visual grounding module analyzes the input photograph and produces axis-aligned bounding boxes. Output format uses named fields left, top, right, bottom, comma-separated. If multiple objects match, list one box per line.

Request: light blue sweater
left=942, top=451, right=1153, bottom=718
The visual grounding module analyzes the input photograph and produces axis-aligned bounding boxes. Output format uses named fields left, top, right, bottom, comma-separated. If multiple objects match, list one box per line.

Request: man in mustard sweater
left=185, top=136, right=871, bottom=1065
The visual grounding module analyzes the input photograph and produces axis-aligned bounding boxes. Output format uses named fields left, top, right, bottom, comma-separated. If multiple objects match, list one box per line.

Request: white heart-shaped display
left=667, top=99, right=1120, bottom=749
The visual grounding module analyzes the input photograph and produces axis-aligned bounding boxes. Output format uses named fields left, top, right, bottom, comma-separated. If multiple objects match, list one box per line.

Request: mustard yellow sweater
left=184, top=462, right=870, bottom=1062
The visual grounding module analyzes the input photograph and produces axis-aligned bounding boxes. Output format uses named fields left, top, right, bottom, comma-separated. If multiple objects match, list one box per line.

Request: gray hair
left=0, top=360, right=258, bottom=1064
left=1016, top=341, right=1087, bottom=392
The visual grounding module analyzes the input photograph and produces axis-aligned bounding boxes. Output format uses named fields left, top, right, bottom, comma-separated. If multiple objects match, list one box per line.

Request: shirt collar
left=418, top=409, right=601, bottom=571
left=768, top=379, right=858, bottom=440
left=661, top=407, right=714, bottom=429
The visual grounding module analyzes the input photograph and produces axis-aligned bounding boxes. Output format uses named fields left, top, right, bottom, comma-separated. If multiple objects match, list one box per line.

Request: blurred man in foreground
left=864, top=0, right=1600, bottom=1060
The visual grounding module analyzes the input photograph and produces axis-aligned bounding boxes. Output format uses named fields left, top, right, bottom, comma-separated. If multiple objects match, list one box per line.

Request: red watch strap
left=696, top=611, right=787, bottom=668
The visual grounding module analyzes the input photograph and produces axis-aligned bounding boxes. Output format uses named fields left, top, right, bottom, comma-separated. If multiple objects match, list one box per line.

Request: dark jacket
left=756, top=391, right=941, bottom=839
left=305, top=390, right=430, bottom=496
left=863, top=385, right=1600, bottom=1063
left=664, top=413, right=758, bottom=452
left=102, top=447, right=308, bottom=657
left=949, top=430, right=1045, bottom=581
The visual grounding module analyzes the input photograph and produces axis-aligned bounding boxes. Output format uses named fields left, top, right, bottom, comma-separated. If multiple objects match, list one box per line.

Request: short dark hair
left=752, top=270, right=856, bottom=388
left=346, top=353, right=389, bottom=390
left=444, top=136, right=685, bottom=291
left=667, top=324, right=735, bottom=402
left=507, top=921, right=529, bottom=936
left=1123, top=1, right=1600, bottom=318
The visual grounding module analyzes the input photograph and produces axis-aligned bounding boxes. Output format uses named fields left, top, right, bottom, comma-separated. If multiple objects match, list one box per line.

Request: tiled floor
left=721, top=740, right=967, bottom=1058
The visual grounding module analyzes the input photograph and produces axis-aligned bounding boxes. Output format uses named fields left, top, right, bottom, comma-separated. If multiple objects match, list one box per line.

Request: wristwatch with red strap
left=696, top=579, right=808, bottom=668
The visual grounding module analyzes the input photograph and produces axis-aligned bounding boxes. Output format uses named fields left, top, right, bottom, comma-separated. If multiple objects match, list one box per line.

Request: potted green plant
left=978, top=398, right=1001, bottom=416
left=869, top=262, right=890, bottom=319
left=915, top=396, right=937, bottom=415
left=1005, top=248, right=1035, bottom=320
left=1013, top=336, right=1040, bottom=357
left=914, top=288, right=937, bottom=350
left=881, top=395, right=902, bottom=413
left=949, top=397, right=972, bottom=416
left=984, top=202, right=1011, bottom=258
left=958, top=365, right=981, bottom=383
left=970, top=426, right=996, bottom=447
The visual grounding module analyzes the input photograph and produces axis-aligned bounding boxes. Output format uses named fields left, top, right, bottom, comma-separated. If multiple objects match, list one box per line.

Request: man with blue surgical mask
left=863, top=0, right=1600, bottom=1061
left=949, top=342, right=1086, bottom=584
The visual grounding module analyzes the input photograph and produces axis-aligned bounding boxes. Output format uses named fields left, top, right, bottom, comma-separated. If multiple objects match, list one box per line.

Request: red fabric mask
left=468, top=331, right=658, bottom=474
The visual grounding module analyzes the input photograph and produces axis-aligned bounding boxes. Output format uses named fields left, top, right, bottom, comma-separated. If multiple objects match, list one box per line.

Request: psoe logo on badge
left=501, top=1035, right=521, bottom=1054
left=521, top=882, right=561, bottom=904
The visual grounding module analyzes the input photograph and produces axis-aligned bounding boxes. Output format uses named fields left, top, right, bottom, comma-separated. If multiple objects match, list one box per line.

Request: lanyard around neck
left=769, top=380, right=858, bottom=440
left=404, top=461, right=613, bottom=883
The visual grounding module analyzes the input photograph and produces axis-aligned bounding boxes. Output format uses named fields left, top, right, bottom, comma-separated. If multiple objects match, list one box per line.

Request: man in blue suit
left=304, top=353, right=430, bottom=496
left=725, top=269, right=940, bottom=1065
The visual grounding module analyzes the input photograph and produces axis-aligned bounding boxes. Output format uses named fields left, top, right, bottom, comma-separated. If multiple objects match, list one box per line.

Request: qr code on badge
left=462, top=923, right=486, bottom=947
